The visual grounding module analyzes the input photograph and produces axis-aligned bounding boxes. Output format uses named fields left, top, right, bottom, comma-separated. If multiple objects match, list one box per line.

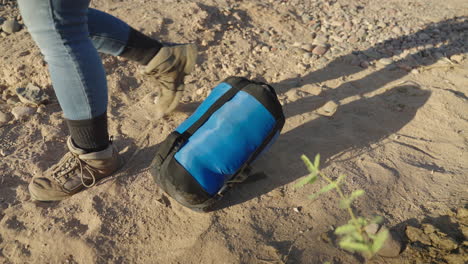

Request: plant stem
left=318, top=171, right=363, bottom=237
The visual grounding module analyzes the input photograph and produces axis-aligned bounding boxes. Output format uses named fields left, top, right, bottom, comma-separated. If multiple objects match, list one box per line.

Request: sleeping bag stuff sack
left=150, top=77, right=285, bottom=211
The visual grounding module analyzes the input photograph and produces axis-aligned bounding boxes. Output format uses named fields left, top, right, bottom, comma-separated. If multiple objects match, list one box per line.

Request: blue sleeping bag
left=151, top=77, right=285, bottom=211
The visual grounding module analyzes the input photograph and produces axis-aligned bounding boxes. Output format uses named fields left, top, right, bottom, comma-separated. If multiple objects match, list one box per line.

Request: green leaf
left=336, top=174, right=347, bottom=184
left=314, top=154, right=320, bottom=170
left=301, top=155, right=317, bottom=173
left=371, top=229, right=389, bottom=253
left=294, top=173, right=318, bottom=188
left=350, top=189, right=365, bottom=199
left=351, top=232, right=365, bottom=242
left=341, top=190, right=365, bottom=208
left=339, top=240, right=371, bottom=253
left=308, top=182, right=338, bottom=199
left=350, top=217, right=368, bottom=226
left=334, top=224, right=357, bottom=235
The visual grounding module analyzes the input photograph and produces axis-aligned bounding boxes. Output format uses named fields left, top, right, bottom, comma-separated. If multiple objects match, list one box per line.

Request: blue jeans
left=18, top=0, right=130, bottom=120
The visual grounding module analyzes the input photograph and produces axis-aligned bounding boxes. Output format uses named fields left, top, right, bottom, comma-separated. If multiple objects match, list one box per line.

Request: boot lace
left=51, top=152, right=97, bottom=188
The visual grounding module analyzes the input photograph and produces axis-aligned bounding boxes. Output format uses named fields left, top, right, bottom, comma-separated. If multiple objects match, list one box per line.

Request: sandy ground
left=0, top=0, right=467, bottom=263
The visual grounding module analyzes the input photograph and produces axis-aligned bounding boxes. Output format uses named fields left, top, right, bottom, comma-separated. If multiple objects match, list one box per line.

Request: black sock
left=66, top=112, right=109, bottom=153
left=119, top=27, right=163, bottom=65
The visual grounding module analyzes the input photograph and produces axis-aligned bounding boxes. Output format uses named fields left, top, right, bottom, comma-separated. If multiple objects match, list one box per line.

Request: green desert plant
left=295, top=154, right=388, bottom=258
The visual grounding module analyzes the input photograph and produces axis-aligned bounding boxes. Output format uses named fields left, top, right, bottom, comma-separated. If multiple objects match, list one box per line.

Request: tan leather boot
left=143, top=43, right=197, bottom=118
left=29, top=137, right=121, bottom=201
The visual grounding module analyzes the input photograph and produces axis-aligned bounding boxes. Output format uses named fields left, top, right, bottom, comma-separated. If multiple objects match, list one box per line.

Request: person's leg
left=18, top=0, right=120, bottom=201
left=85, top=8, right=198, bottom=118
left=18, top=0, right=109, bottom=151
left=86, top=8, right=163, bottom=65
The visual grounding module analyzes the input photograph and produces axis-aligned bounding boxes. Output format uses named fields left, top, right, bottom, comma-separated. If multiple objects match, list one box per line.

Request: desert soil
left=0, top=0, right=467, bottom=263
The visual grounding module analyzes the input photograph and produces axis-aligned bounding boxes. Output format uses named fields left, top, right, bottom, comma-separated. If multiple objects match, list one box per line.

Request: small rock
left=11, top=106, right=35, bottom=120
left=320, top=232, right=331, bottom=243
left=360, top=61, right=370, bottom=68
left=456, top=208, right=468, bottom=219
left=312, top=45, right=329, bottom=56
left=444, top=254, right=466, bottom=264
left=313, top=35, right=328, bottom=46
left=392, top=26, right=402, bottom=35
left=406, top=226, right=431, bottom=245
left=195, top=88, right=204, bottom=95
left=293, top=207, right=302, bottom=213
left=461, top=226, right=468, bottom=239
left=292, top=42, right=302, bottom=47
left=429, top=233, right=458, bottom=251
left=411, top=69, right=420, bottom=74
left=422, top=224, right=436, bottom=234
left=303, top=53, right=312, bottom=59
left=16, top=83, right=50, bottom=105
left=418, top=33, right=430, bottom=40
left=377, top=228, right=402, bottom=258
left=316, top=100, right=338, bottom=117
left=364, top=223, right=380, bottom=235
left=343, top=21, right=353, bottom=31
left=6, top=97, right=19, bottom=105
left=378, top=58, right=393, bottom=65
left=261, top=46, right=270, bottom=52
left=0, top=148, right=10, bottom=157
left=300, top=84, right=322, bottom=95
left=0, top=111, right=11, bottom=124
left=2, top=19, right=21, bottom=34
left=301, top=43, right=313, bottom=52
left=450, top=54, right=464, bottom=63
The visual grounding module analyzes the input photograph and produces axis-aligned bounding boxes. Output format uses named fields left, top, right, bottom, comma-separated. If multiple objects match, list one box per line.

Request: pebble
left=312, top=45, right=328, bottom=56
left=0, top=111, right=11, bottom=124
left=378, top=58, right=393, bottom=65
left=6, top=97, right=19, bottom=105
left=457, top=208, right=468, bottom=218
left=411, top=69, right=420, bottom=74
left=377, top=227, right=402, bottom=257
left=292, top=41, right=302, bottom=47
left=317, top=100, right=338, bottom=116
left=261, top=46, right=270, bottom=52
left=0, top=148, right=10, bottom=157
left=360, top=61, right=370, bottom=68
left=406, top=226, right=431, bottom=245
left=450, top=54, right=464, bottom=63
left=390, top=26, right=401, bottom=34
left=364, top=223, right=380, bottom=235
left=1, top=19, right=21, bottom=34
left=195, top=88, right=204, bottom=95
left=11, top=106, right=35, bottom=120
left=301, top=43, right=313, bottom=52
left=313, top=35, right=328, bottom=46
left=301, top=84, right=322, bottom=95
left=16, top=83, right=50, bottom=105
left=303, top=53, right=312, bottom=59
left=418, top=33, right=430, bottom=40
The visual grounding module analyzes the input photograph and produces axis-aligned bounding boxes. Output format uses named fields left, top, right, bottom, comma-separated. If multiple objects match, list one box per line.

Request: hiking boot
left=29, top=137, right=121, bottom=201
left=142, top=43, right=197, bottom=118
